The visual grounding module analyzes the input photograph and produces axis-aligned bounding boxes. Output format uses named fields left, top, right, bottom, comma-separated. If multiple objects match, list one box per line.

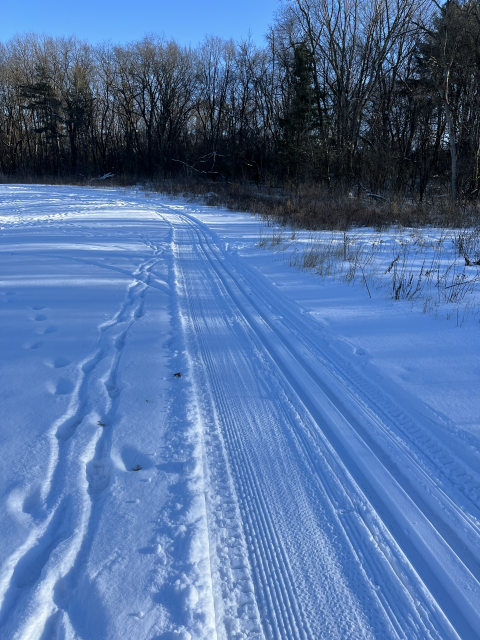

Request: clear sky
left=2, top=0, right=281, bottom=46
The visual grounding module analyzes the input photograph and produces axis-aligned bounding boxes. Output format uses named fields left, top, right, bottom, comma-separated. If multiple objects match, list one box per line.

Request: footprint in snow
left=54, top=378, right=74, bottom=395
left=41, top=325, right=57, bottom=334
left=34, top=314, right=47, bottom=321
left=49, top=356, right=70, bottom=368
left=120, top=445, right=154, bottom=472
left=25, top=341, right=43, bottom=350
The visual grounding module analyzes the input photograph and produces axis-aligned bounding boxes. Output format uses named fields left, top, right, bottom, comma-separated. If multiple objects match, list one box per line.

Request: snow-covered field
left=0, top=185, right=479, bottom=640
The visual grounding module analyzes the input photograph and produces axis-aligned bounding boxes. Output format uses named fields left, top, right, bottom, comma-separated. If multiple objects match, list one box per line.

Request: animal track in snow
left=21, top=486, right=43, bottom=517
left=49, top=357, right=71, bottom=368
left=25, top=341, right=43, bottom=350
left=86, top=458, right=110, bottom=495
left=54, top=379, right=75, bottom=395
left=119, top=445, right=155, bottom=472
left=55, top=416, right=82, bottom=442
left=41, top=325, right=57, bottom=335
left=0, top=241, right=164, bottom=638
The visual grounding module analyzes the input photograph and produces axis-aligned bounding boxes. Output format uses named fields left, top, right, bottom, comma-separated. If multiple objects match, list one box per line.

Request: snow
left=0, top=185, right=479, bottom=639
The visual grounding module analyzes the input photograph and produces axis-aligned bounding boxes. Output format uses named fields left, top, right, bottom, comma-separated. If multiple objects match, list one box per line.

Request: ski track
left=0, top=217, right=163, bottom=639
left=158, top=205, right=480, bottom=639
left=2, top=190, right=480, bottom=638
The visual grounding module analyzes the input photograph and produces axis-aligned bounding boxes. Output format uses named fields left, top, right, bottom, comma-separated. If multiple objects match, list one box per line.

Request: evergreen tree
left=21, top=65, right=63, bottom=173
left=279, top=43, right=323, bottom=183
left=64, top=65, right=94, bottom=170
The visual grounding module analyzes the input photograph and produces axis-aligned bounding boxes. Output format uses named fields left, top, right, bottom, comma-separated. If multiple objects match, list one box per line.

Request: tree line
left=1, top=0, right=480, bottom=201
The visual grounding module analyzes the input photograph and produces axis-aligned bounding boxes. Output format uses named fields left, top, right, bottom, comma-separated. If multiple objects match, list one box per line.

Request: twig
left=444, top=276, right=480, bottom=289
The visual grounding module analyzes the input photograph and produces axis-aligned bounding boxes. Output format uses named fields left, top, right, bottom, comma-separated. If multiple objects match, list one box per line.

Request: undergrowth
left=258, top=225, right=480, bottom=326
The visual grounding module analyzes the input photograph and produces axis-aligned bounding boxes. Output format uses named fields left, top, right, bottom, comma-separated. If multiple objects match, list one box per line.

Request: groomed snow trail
left=161, top=205, right=480, bottom=640
left=1, top=187, right=480, bottom=639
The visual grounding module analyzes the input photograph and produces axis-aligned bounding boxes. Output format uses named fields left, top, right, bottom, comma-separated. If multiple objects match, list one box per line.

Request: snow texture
left=0, top=185, right=479, bottom=640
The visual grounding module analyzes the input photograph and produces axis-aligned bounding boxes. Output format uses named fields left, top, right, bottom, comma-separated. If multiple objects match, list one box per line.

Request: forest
left=2, top=0, right=480, bottom=216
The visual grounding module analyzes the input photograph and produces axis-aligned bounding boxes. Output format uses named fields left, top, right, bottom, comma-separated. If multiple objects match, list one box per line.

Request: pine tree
left=279, top=43, right=323, bottom=184
left=21, top=65, right=64, bottom=173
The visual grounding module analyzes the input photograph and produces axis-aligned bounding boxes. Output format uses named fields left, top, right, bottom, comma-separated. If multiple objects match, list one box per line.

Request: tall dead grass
left=259, top=225, right=480, bottom=324
left=152, top=177, right=480, bottom=230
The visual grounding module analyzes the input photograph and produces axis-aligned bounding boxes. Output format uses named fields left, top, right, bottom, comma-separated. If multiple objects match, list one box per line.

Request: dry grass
left=151, top=176, right=480, bottom=230
left=259, top=224, right=480, bottom=324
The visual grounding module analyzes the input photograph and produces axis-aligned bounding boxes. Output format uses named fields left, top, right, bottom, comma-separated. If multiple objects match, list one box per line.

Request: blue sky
left=2, top=0, right=280, bottom=46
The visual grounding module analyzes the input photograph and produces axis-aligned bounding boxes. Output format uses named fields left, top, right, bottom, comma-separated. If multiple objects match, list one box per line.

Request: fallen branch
left=367, top=192, right=389, bottom=202
left=89, top=172, right=114, bottom=182
left=171, top=159, right=221, bottom=176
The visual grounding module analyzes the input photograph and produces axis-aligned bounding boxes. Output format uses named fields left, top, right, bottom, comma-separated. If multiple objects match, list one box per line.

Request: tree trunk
left=443, top=100, right=457, bottom=201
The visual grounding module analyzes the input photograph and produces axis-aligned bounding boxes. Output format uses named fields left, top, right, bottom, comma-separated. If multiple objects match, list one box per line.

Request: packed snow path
left=1, top=186, right=480, bottom=640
